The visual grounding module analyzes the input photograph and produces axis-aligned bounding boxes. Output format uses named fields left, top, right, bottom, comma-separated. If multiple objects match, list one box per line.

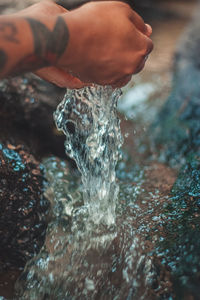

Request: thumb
left=34, top=66, right=88, bottom=89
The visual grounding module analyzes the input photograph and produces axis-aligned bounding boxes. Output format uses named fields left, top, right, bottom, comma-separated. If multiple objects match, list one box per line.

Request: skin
left=0, top=1, right=153, bottom=88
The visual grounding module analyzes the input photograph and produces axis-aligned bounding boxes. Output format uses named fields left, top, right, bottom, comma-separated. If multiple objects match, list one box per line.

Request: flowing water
left=53, top=85, right=123, bottom=228
left=14, top=86, right=167, bottom=299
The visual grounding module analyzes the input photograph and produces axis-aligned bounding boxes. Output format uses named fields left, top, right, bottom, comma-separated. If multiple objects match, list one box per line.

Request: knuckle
left=117, top=2, right=130, bottom=8
left=140, top=38, right=153, bottom=57
left=115, top=1, right=131, bottom=12
left=145, top=38, right=154, bottom=55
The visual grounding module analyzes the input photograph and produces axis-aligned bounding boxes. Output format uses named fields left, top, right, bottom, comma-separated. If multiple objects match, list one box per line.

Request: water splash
left=14, top=86, right=166, bottom=300
left=54, top=85, right=123, bottom=226
left=15, top=155, right=161, bottom=300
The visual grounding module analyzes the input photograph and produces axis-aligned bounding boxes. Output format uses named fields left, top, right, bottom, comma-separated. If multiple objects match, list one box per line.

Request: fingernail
left=145, top=23, right=152, bottom=37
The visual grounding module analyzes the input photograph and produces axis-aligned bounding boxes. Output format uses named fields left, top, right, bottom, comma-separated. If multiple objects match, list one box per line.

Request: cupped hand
left=56, top=1, right=153, bottom=87
left=18, top=1, right=153, bottom=88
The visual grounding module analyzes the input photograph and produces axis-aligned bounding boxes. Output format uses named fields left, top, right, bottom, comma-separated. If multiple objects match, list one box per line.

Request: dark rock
left=0, top=73, right=70, bottom=294
left=0, top=75, right=66, bottom=159
left=151, top=7, right=200, bottom=299
left=0, top=142, right=49, bottom=271
left=0, top=72, right=68, bottom=296
left=156, top=155, right=200, bottom=299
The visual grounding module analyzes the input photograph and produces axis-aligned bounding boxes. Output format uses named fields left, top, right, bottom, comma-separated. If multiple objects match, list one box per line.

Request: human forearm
left=0, top=1, right=153, bottom=88
left=0, top=16, right=35, bottom=78
left=0, top=13, right=70, bottom=79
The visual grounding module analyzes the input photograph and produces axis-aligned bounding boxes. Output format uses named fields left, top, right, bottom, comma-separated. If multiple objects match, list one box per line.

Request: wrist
left=56, top=11, right=85, bottom=70
left=25, top=14, right=70, bottom=68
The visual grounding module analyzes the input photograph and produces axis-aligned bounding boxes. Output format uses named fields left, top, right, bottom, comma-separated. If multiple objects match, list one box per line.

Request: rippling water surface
left=15, top=86, right=169, bottom=299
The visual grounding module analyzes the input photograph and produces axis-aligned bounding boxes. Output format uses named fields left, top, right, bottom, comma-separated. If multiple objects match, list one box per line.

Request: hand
left=57, top=1, right=153, bottom=87
left=15, top=1, right=153, bottom=88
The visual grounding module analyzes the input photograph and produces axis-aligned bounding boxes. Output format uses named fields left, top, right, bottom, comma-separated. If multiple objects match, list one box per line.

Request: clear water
left=14, top=86, right=173, bottom=299
left=53, top=85, right=123, bottom=227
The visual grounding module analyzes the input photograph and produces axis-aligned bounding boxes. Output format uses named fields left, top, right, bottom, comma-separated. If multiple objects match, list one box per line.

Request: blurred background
left=0, top=1, right=200, bottom=299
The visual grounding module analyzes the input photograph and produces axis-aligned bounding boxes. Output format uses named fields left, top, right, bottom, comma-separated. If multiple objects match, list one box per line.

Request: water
left=16, top=84, right=198, bottom=299
left=15, top=86, right=165, bottom=299
left=53, top=85, right=123, bottom=227
left=15, top=155, right=162, bottom=300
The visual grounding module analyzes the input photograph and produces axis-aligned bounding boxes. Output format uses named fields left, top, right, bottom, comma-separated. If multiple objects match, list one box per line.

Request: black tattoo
left=0, top=49, right=7, bottom=71
left=0, top=22, right=19, bottom=43
left=0, top=17, right=69, bottom=77
left=26, top=16, right=69, bottom=64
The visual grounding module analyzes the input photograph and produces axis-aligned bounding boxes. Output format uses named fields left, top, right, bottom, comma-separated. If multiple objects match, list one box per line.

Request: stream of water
left=53, top=85, right=123, bottom=228
left=14, top=86, right=170, bottom=299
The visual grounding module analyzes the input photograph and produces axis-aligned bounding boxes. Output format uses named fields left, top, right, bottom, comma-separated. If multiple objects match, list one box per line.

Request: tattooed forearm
left=0, top=15, right=70, bottom=77
left=11, top=16, right=70, bottom=75
left=0, top=22, right=19, bottom=43
left=26, top=16, right=69, bottom=64
left=0, top=49, right=7, bottom=70
left=0, top=8, right=70, bottom=79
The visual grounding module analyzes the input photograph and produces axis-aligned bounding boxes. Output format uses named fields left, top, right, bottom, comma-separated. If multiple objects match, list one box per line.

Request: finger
left=128, top=9, right=148, bottom=35
left=128, top=34, right=153, bottom=74
left=35, top=66, right=89, bottom=89
left=133, top=53, right=150, bottom=75
left=145, top=23, right=152, bottom=37
left=134, top=60, right=146, bottom=74
left=145, top=36, right=154, bottom=56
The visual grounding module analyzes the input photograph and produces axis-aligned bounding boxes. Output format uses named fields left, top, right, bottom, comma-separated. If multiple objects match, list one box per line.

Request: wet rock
left=14, top=155, right=178, bottom=300
left=0, top=270, right=21, bottom=299
left=151, top=8, right=200, bottom=299
left=0, top=66, right=69, bottom=278
left=0, top=142, right=49, bottom=271
left=0, top=75, right=66, bottom=158
left=155, top=155, right=200, bottom=299
left=0, top=69, right=67, bottom=298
